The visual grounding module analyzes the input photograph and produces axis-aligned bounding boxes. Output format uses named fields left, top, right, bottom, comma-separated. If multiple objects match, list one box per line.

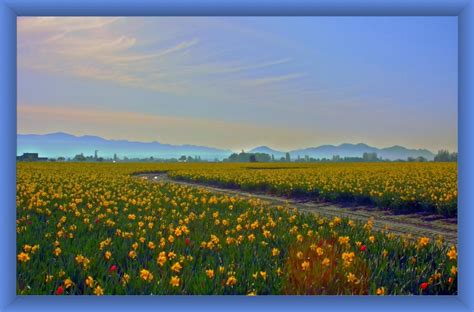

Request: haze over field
left=17, top=132, right=436, bottom=161
left=17, top=17, right=457, bottom=153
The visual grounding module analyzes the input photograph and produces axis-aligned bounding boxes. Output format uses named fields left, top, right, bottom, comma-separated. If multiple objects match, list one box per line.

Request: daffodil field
left=17, top=163, right=457, bottom=295
left=169, top=162, right=458, bottom=217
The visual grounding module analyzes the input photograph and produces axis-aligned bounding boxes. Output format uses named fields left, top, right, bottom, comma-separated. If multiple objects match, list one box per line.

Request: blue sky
left=17, top=17, right=457, bottom=152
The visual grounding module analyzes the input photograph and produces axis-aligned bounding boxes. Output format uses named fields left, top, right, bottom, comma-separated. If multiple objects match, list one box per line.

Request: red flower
left=109, top=265, right=117, bottom=273
left=95, top=219, right=100, bottom=224
left=420, top=282, right=429, bottom=290
left=185, top=238, right=190, bottom=246
left=55, top=286, right=64, bottom=295
left=360, top=245, right=367, bottom=252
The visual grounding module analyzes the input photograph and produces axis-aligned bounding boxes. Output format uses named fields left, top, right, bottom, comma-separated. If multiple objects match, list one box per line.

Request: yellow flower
left=451, top=266, right=457, bottom=275
left=301, top=261, right=310, bottom=271
left=128, top=214, right=136, bottom=220
left=140, top=269, right=154, bottom=282
left=272, top=248, right=280, bottom=256
left=157, top=254, right=167, bottom=266
left=168, top=235, right=175, bottom=243
left=296, top=251, right=304, bottom=259
left=316, top=247, right=324, bottom=256
left=85, top=276, right=94, bottom=288
left=171, top=262, right=183, bottom=273
left=128, top=250, right=137, bottom=259
left=206, top=269, right=215, bottom=279
left=346, top=272, right=359, bottom=284
left=247, top=291, right=257, bottom=296
left=338, top=236, right=350, bottom=245
left=121, top=273, right=130, bottom=285
left=322, top=258, right=330, bottom=266
left=23, top=244, right=32, bottom=252
left=104, top=251, right=112, bottom=260
left=94, top=285, right=104, bottom=296
left=247, top=234, right=255, bottom=242
left=17, top=252, right=30, bottom=262
left=170, top=276, right=180, bottom=287
left=376, top=287, right=385, bottom=295
left=259, top=271, right=267, bottom=280
left=53, top=247, right=62, bottom=256
left=226, top=276, right=237, bottom=286
left=368, top=236, right=375, bottom=243
left=418, top=237, right=430, bottom=248
left=64, top=278, right=73, bottom=289
left=147, top=241, right=156, bottom=250
left=297, top=234, right=303, bottom=242
left=447, top=247, right=457, bottom=260
left=45, top=274, right=54, bottom=283
left=31, top=244, right=40, bottom=254
left=342, top=252, right=355, bottom=267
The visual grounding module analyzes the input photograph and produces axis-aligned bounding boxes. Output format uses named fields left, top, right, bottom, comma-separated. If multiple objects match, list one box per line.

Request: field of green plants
left=168, top=162, right=457, bottom=217
left=16, top=163, right=457, bottom=295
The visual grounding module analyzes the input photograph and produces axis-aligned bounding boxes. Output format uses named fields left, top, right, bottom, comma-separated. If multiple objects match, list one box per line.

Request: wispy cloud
left=17, top=17, right=308, bottom=108
left=243, top=73, right=306, bottom=86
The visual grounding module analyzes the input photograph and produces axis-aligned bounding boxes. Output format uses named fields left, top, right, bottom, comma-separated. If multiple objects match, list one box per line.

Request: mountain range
left=250, top=144, right=435, bottom=161
left=17, top=132, right=436, bottom=161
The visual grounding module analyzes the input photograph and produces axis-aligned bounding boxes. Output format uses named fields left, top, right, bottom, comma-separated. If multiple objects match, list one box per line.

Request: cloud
left=242, top=73, right=306, bottom=86
left=17, top=17, right=308, bottom=107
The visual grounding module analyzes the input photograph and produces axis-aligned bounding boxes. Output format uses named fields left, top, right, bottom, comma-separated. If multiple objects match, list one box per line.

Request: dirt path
left=135, top=172, right=457, bottom=244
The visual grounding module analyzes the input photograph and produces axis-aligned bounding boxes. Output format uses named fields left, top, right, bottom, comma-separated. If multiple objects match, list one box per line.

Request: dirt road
left=135, top=172, right=457, bottom=244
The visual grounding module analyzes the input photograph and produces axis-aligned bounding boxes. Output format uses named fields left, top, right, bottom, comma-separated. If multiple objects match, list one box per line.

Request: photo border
left=1, top=0, right=472, bottom=311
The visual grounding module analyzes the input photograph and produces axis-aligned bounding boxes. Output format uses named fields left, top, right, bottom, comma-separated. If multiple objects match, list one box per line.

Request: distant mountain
left=17, top=132, right=232, bottom=160
left=248, top=146, right=286, bottom=158
left=17, top=132, right=436, bottom=161
left=289, top=143, right=435, bottom=161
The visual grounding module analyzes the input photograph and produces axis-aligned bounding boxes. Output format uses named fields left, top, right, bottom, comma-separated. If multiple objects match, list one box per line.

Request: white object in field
left=154, top=176, right=158, bottom=179
left=113, top=160, right=116, bottom=163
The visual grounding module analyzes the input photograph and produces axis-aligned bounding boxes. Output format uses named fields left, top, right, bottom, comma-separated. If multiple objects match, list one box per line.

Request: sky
left=17, top=17, right=458, bottom=152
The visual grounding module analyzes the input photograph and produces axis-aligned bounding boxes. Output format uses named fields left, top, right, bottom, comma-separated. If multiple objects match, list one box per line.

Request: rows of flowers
left=17, top=163, right=457, bottom=295
left=168, top=162, right=457, bottom=217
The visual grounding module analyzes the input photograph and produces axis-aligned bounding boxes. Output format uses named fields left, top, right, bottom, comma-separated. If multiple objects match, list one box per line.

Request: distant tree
left=57, top=157, right=65, bottom=161
left=285, top=152, right=291, bottom=162
left=179, top=155, right=187, bottom=162
left=271, top=154, right=275, bottom=162
left=73, top=153, right=86, bottom=161
left=363, top=152, right=378, bottom=162
left=249, top=155, right=257, bottom=162
left=332, top=155, right=341, bottom=162
left=434, top=150, right=457, bottom=162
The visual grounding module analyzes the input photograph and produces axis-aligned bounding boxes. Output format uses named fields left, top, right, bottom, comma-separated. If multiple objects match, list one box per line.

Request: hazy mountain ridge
left=17, top=132, right=232, bottom=160
left=250, top=143, right=435, bottom=161
left=18, top=132, right=435, bottom=161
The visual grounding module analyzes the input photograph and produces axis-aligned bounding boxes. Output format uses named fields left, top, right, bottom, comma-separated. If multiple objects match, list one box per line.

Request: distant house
left=17, top=153, right=48, bottom=162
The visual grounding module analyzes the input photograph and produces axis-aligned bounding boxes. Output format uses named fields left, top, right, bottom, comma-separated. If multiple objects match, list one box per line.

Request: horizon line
left=16, top=131, right=456, bottom=154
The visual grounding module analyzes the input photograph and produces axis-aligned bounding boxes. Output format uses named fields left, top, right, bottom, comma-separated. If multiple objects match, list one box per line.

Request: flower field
left=17, top=162, right=457, bottom=295
left=168, top=162, right=458, bottom=217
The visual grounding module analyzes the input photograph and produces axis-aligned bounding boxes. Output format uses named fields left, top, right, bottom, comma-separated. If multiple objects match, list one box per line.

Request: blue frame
left=1, top=0, right=473, bottom=311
